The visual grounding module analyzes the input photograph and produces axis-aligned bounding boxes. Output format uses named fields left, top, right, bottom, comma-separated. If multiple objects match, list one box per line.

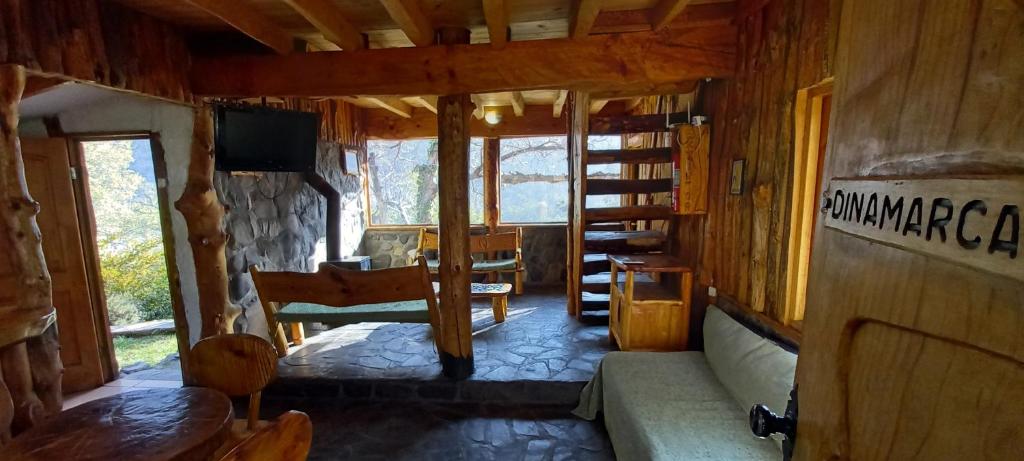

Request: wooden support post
left=483, top=137, right=500, bottom=233
left=0, top=64, right=62, bottom=442
left=436, top=27, right=475, bottom=380
left=174, top=108, right=241, bottom=338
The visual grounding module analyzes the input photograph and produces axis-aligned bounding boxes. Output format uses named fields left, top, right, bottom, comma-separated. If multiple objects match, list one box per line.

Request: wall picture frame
left=729, top=159, right=745, bottom=195
left=342, top=148, right=361, bottom=176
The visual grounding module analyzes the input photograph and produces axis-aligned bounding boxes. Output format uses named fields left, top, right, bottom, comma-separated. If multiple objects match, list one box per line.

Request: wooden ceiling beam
left=570, top=0, right=604, bottom=39
left=367, top=104, right=567, bottom=139
left=283, top=0, right=365, bottom=51
left=649, top=0, right=693, bottom=30
left=405, top=96, right=438, bottom=114
left=510, top=91, right=525, bottom=117
left=592, top=2, right=734, bottom=34
left=191, top=26, right=735, bottom=97
left=379, top=0, right=435, bottom=47
left=553, top=90, right=569, bottom=118
left=185, top=0, right=295, bottom=54
left=589, top=99, right=609, bottom=114
left=365, top=96, right=414, bottom=118
left=470, top=94, right=485, bottom=119
left=482, top=0, right=510, bottom=48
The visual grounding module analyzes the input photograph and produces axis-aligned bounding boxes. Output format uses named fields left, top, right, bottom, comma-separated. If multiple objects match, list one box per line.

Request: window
left=586, top=135, right=623, bottom=209
left=367, top=139, right=484, bottom=225
left=499, top=136, right=569, bottom=223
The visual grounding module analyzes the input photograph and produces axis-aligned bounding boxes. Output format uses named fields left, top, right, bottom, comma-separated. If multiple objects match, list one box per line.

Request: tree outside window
left=367, top=139, right=484, bottom=225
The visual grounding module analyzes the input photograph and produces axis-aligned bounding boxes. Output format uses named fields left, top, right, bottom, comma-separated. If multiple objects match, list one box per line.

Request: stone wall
left=217, top=142, right=365, bottom=338
left=358, top=226, right=566, bottom=286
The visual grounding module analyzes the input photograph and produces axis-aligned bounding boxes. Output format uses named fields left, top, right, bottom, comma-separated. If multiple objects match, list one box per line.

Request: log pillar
left=0, top=64, right=62, bottom=443
left=436, top=27, right=475, bottom=380
left=483, top=137, right=500, bottom=233
left=174, top=108, right=241, bottom=339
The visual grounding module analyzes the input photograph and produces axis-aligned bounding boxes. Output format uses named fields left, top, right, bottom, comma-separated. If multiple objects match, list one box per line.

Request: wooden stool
left=434, top=282, right=512, bottom=322
left=607, top=254, right=693, bottom=351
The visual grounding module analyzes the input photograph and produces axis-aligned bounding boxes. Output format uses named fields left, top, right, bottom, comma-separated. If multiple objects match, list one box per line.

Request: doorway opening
left=783, top=79, right=833, bottom=329
left=75, top=136, right=179, bottom=379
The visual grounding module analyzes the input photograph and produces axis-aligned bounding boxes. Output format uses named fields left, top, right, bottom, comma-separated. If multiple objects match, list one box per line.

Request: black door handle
left=749, top=386, right=798, bottom=460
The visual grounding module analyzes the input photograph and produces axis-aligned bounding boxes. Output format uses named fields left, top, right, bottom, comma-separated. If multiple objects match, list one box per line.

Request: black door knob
left=749, top=403, right=793, bottom=439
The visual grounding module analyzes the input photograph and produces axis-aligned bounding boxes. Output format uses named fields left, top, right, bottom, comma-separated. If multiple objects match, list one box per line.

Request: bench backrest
left=251, top=257, right=440, bottom=355
left=417, top=228, right=522, bottom=254
left=703, top=305, right=797, bottom=451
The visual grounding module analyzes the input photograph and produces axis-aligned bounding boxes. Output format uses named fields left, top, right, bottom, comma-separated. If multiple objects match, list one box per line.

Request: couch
left=574, top=305, right=797, bottom=460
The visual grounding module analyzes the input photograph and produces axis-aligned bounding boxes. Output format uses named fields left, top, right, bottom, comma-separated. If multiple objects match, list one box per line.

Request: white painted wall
left=51, top=95, right=203, bottom=346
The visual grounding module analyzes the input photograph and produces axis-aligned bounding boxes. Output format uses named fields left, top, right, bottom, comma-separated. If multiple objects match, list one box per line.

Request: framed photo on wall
left=342, top=147, right=361, bottom=176
left=729, top=159, right=745, bottom=195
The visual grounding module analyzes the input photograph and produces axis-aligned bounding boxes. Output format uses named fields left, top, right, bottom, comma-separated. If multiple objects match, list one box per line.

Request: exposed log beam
left=283, top=0, right=365, bottom=51
left=190, top=26, right=736, bottom=98
left=405, top=96, right=437, bottom=114
left=553, top=90, right=569, bottom=118
left=379, top=0, right=435, bottom=47
left=365, top=96, right=413, bottom=118
left=649, top=0, right=693, bottom=30
left=570, top=0, right=603, bottom=39
left=470, top=94, right=485, bottom=119
left=185, top=0, right=295, bottom=54
left=482, top=0, right=510, bottom=48
left=367, top=104, right=567, bottom=139
left=509, top=91, right=525, bottom=117
left=589, top=99, right=609, bottom=114
left=591, top=80, right=699, bottom=99
left=592, top=2, right=734, bottom=34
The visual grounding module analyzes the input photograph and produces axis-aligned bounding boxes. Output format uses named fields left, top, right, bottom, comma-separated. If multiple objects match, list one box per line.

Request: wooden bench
left=413, top=228, right=526, bottom=294
left=250, top=256, right=441, bottom=356
left=432, top=282, right=512, bottom=323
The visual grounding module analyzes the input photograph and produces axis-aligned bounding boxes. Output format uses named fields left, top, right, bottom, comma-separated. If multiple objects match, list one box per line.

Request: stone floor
left=269, top=289, right=612, bottom=404
left=258, top=399, right=615, bottom=461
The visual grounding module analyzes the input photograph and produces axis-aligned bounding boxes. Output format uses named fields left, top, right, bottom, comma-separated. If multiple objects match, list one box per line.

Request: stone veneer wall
left=358, top=226, right=566, bottom=286
left=217, top=141, right=365, bottom=338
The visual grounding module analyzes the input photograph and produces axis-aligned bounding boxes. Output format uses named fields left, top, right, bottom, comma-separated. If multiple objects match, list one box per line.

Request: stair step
left=581, top=272, right=655, bottom=293
left=589, top=114, right=672, bottom=135
left=582, top=253, right=610, bottom=274
left=586, top=178, right=673, bottom=195
left=585, top=205, right=673, bottom=223
left=584, top=230, right=666, bottom=252
left=587, top=147, right=673, bottom=165
left=585, top=222, right=625, bottom=231
left=581, top=291, right=610, bottom=311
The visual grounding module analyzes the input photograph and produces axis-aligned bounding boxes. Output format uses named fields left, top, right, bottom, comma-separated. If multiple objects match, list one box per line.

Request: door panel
left=18, top=138, right=105, bottom=392
left=794, top=0, right=1024, bottom=459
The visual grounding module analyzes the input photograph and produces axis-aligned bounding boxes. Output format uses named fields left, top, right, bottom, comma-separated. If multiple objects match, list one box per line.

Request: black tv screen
left=214, top=105, right=320, bottom=173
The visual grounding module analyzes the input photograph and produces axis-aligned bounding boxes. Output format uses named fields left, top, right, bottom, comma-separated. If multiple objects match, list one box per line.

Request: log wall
left=679, top=0, right=839, bottom=330
left=0, top=0, right=193, bottom=102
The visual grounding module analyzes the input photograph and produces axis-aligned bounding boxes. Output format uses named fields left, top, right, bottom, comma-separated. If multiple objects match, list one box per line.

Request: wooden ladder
left=568, top=102, right=682, bottom=320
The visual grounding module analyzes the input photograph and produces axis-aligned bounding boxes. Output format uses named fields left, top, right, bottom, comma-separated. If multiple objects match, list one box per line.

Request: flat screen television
left=214, top=105, right=320, bottom=173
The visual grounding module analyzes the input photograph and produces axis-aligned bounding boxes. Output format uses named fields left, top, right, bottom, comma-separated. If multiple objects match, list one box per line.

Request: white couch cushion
left=703, top=305, right=797, bottom=447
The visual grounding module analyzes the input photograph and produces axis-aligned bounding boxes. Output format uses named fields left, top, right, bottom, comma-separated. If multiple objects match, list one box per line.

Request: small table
left=9, top=387, right=234, bottom=461
left=607, top=254, right=693, bottom=351
left=433, top=282, right=513, bottom=322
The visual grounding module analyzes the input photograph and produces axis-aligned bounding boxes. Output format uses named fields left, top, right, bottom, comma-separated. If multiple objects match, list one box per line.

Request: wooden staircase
left=567, top=95, right=680, bottom=320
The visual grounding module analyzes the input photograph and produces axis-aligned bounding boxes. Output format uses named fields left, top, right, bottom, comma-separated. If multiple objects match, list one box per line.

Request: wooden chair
left=190, top=334, right=278, bottom=433
left=219, top=410, right=313, bottom=461
left=414, top=227, right=526, bottom=294
left=251, top=256, right=442, bottom=356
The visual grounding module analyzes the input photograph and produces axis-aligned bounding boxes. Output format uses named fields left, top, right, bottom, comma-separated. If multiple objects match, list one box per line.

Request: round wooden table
left=9, top=387, right=234, bottom=461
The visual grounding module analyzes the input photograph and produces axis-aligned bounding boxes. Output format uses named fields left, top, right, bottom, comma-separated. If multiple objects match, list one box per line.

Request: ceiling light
left=484, top=107, right=502, bottom=125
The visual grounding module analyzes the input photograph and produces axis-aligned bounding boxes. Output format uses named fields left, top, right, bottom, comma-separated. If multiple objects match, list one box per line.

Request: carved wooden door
left=0, top=138, right=106, bottom=393
left=793, top=1, right=1023, bottom=459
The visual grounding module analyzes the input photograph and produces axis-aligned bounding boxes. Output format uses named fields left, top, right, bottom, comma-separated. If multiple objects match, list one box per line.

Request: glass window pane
left=586, top=135, right=622, bottom=209
left=367, top=139, right=483, bottom=225
left=499, top=136, right=569, bottom=223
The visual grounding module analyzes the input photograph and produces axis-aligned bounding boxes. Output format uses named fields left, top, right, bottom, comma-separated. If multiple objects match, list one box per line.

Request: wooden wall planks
left=683, top=0, right=839, bottom=326
left=0, top=0, right=194, bottom=103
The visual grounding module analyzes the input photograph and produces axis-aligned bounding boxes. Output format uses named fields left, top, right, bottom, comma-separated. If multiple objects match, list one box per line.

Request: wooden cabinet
left=608, top=255, right=693, bottom=351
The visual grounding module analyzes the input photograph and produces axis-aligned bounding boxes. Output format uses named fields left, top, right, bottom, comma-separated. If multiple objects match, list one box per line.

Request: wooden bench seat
left=276, top=300, right=431, bottom=325
left=414, top=228, right=526, bottom=294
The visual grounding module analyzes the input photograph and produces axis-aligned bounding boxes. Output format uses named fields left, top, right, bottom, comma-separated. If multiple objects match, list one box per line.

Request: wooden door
left=0, top=138, right=106, bottom=393
left=794, top=1, right=1023, bottom=460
